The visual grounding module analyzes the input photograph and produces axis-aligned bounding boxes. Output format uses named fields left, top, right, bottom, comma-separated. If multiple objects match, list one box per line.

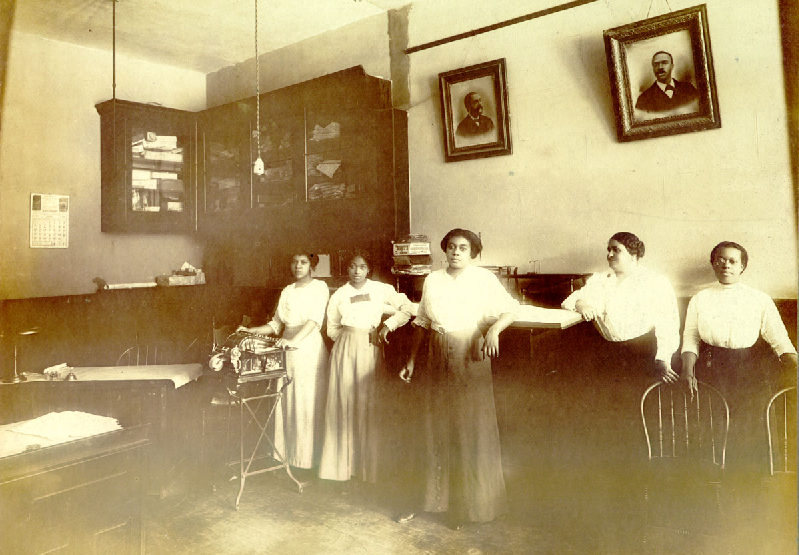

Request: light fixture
left=252, top=0, right=265, bottom=176
left=5, top=327, right=39, bottom=384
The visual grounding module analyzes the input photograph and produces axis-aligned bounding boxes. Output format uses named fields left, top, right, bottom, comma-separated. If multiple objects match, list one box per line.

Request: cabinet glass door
left=130, top=127, right=188, bottom=215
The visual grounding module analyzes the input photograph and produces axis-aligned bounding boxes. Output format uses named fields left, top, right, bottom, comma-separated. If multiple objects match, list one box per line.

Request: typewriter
left=208, top=331, right=287, bottom=382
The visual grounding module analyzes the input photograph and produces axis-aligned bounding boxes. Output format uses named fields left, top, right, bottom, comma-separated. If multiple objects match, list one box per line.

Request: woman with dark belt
left=319, top=251, right=413, bottom=486
left=681, top=241, right=797, bottom=475
left=397, top=229, right=519, bottom=530
left=559, top=232, right=681, bottom=548
left=239, top=251, right=329, bottom=477
left=561, top=231, right=680, bottom=383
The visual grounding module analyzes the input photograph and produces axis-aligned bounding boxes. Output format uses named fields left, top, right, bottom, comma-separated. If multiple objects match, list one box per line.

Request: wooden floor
left=146, top=328, right=796, bottom=554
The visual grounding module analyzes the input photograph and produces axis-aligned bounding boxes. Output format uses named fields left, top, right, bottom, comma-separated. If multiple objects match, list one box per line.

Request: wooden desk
left=510, top=306, right=583, bottom=330
left=0, top=425, right=150, bottom=555
left=488, top=306, right=584, bottom=358
left=511, top=273, right=591, bottom=308
left=0, top=364, right=202, bottom=497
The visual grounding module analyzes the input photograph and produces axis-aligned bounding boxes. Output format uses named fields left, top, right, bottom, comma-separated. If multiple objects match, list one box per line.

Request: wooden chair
left=761, top=386, right=797, bottom=553
left=639, top=380, right=730, bottom=554
left=765, top=386, right=796, bottom=476
left=116, top=343, right=179, bottom=366
left=116, top=335, right=208, bottom=366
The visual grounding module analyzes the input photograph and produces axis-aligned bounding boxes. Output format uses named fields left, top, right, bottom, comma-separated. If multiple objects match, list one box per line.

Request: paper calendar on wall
left=30, top=193, right=69, bottom=248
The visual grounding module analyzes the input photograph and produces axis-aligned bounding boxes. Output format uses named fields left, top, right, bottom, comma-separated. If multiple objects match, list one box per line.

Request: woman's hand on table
left=400, top=360, right=414, bottom=383
left=574, top=300, right=600, bottom=322
left=656, top=360, right=679, bottom=384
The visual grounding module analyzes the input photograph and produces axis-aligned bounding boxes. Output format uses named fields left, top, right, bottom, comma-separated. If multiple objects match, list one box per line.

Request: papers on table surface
left=0, top=411, right=122, bottom=459
left=514, top=305, right=583, bottom=328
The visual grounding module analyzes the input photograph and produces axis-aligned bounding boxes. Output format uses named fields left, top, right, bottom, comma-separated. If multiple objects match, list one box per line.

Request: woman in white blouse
left=561, top=231, right=680, bottom=381
left=319, top=251, right=413, bottom=485
left=681, top=241, right=796, bottom=472
left=240, top=252, right=330, bottom=477
left=397, top=229, right=519, bottom=530
left=682, top=241, right=797, bottom=390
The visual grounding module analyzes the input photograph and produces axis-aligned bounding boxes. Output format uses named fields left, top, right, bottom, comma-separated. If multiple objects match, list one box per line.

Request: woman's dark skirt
left=414, top=327, right=507, bottom=523
left=694, top=340, right=779, bottom=477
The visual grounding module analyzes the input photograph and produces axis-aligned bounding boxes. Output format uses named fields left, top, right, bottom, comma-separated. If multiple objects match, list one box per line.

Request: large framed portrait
left=604, top=4, right=721, bottom=142
left=439, top=59, right=512, bottom=162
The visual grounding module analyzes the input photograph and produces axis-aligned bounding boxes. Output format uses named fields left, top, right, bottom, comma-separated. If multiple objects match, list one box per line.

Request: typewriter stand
left=228, top=371, right=306, bottom=510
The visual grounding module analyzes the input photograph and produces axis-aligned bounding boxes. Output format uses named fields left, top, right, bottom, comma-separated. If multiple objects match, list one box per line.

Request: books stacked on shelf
left=208, top=142, right=240, bottom=163
left=392, top=235, right=433, bottom=275
left=310, top=122, right=340, bottom=142
left=132, top=132, right=183, bottom=172
left=308, top=182, right=345, bottom=201
left=130, top=167, right=184, bottom=213
left=131, top=188, right=159, bottom=212
left=307, top=182, right=357, bottom=201
left=159, top=178, right=185, bottom=212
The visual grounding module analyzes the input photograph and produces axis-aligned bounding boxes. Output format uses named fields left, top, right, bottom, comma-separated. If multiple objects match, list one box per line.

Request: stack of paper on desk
left=515, top=305, right=583, bottom=327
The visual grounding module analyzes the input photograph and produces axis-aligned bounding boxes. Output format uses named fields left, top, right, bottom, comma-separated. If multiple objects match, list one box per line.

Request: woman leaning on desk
left=318, top=250, right=413, bottom=487
left=396, top=228, right=519, bottom=530
left=681, top=241, right=797, bottom=474
left=561, top=231, right=680, bottom=382
left=239, top=251, right=329, bottom=476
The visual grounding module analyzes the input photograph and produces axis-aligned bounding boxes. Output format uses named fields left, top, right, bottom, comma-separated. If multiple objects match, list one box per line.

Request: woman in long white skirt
left=319, top=251, right=413, bottom=485
left=241, top=252, right=329, bottom=474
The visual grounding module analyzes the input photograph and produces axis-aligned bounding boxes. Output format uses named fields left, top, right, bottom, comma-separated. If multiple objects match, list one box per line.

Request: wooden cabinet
left=95, top=67, right=410, bottom=284
left=0, top=425, right=149, bottom=555
left=198, top=66, right=409, bottom=284
left=96, top=99, right=197, bottom=233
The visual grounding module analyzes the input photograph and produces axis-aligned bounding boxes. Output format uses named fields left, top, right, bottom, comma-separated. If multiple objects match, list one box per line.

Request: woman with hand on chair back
left=681, top=241, right=797, bottom=475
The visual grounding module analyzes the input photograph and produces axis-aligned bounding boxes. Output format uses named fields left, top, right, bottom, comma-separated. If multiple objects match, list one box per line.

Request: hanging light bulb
left=253, top=0, right=265, bottom=176
left=253, top=155, right=264, bottom=175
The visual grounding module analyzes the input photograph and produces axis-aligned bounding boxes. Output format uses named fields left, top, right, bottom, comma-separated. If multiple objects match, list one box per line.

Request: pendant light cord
left=254, top=0, right=260, bottom=158
left=112, top=0, right=117, bottom=175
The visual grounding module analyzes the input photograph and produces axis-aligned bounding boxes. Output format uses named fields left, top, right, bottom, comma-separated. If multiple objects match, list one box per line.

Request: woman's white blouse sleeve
left=681, top=295, right=701, bottom=355
left=413, top=278, right=432, bottom=329
left=326, top=290, right=343, bottom=341
left=382, top=284, right=413, bottom=331
left=308, top=281, right=330, bottom=327
left=561, top=272, right=604, bottom=312
left=761, top=296, right=797, bottom=356
left=267, top=288, right=288, bottom=335
left=483, top=271, right=520, bottom=319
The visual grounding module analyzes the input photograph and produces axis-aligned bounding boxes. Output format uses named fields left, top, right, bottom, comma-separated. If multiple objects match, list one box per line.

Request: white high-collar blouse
left=562, top=265, right=680, bottom=363
left=681, top=282, right=796, bottom=357
left=413, top=265, right=520, bottom=334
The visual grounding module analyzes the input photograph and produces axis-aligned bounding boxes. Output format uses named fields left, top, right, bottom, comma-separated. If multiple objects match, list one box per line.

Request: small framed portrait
left=604, top=4, right=721, bottom=142
left=439, top=59, right=512, bottom=162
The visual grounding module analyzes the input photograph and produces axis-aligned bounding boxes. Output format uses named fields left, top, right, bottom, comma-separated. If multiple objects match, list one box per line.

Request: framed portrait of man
left=604, top=4, right=721, bottom=142
left=439, top=59, right=512, bottom=162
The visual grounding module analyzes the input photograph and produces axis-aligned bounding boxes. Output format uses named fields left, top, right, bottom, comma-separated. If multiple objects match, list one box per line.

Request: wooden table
left=0, top=363, right=202, bottom=497
left=0, top=425, right=150, bottom=555
left=488, top=306, right=584, bottom=358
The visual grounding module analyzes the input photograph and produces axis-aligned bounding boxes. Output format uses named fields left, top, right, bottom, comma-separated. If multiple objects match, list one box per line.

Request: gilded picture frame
left=604, top=4, right=721, bottom=142
left=439, top=59, right=512, bottom=162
